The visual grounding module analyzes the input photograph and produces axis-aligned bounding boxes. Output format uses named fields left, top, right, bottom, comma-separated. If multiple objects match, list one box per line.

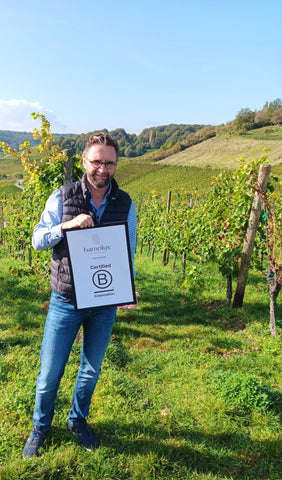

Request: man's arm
left=32, top=190, right=64, bottom=251
left=127, top=200, right=137, bottom=271
left=118, top=199, right=139, bottom=310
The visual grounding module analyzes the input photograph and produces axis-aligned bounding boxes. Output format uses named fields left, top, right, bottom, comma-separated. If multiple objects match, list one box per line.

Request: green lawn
left=0, top=248, right=281, bottom=480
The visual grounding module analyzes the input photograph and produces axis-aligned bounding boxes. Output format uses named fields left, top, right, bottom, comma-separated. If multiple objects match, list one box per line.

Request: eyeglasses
left=86, top=159, right=117, bottom=170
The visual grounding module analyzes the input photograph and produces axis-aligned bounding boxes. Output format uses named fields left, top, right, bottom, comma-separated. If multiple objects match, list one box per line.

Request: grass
left=245, top=126, right=282, bottom=141
left=0, top=247, right=281, bottom=480
left=159, top=129, right=282, bottom=170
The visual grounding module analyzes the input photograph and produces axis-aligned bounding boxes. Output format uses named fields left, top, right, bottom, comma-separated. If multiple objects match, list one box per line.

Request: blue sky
left=0, top=0, right=281, bottom=134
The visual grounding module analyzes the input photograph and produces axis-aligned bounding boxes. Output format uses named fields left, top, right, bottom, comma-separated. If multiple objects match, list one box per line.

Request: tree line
left=224, top=98, right=282, bottom=134
left=1, top=98, right=282, bottom=159
left=55, top=123, right=213, bottom=158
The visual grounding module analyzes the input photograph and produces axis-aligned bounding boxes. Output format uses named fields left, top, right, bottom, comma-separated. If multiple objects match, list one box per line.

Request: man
left=23, top=133, right=137, bottom=458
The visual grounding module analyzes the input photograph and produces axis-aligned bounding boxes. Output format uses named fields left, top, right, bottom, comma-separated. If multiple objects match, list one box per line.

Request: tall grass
left=0, top=247, right=281, bottom=480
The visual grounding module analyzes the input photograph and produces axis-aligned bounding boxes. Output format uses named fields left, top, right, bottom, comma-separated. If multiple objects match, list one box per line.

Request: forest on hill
left=56, top=123, right=214, bottom=158
left=0, top=130, right=40, bottom=149
left=0, top=124, right=212, bottom=157
left=1, top=98, right=282, bottom=159
left=0, top=131, right=76, bottom=151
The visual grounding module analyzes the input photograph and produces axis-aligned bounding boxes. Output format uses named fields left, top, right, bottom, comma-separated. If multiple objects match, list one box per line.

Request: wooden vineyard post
left=151, top=239, right=155, bottom=261
left=182, top=249, right=187, bottom=276
left=0, top=200, right=4, bottom=245
left=233, top=164, right=271, bottom=308
left=268, top=276, right=280, bottom=336
left=63, top=149, right=73, bottom=184
left=162, top=191, right=171, bottom=266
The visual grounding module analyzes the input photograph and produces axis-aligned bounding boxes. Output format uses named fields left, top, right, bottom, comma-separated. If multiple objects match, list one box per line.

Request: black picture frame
left=64, top=222, right=136, bottom=310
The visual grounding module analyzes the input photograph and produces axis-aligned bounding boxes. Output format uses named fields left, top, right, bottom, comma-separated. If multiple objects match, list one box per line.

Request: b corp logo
left=92, top=269, right=113, bottom=289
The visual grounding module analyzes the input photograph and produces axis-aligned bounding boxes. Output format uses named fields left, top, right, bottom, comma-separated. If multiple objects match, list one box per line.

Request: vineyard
left=0, top=115, right=281, bottom=336
left=0, top=115, right=282, bottom=479
left=136, top=162, right=281, bottom=332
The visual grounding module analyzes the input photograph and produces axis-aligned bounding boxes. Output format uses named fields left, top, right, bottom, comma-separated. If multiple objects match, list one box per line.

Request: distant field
left=159, top=132, right=282, bottom=169
left=0, top=180, right=22, bottom=197
left=0, top=154, right=23, bottom=180
left=118, top=126, right=282, bottom=197
left=0, top=146, right=42, bottom=181
left=115, top=160, right=221, bottom=198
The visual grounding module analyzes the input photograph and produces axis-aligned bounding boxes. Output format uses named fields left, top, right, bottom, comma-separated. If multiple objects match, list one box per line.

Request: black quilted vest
left=50, top=174, right=132, bottom=297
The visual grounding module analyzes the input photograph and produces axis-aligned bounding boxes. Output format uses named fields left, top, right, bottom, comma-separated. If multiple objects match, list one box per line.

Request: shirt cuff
left=52, top=223, right=64, bottom=240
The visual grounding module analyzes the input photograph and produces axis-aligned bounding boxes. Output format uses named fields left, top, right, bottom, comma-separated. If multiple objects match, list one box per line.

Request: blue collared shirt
left=32, top=183, right=137, bottom=271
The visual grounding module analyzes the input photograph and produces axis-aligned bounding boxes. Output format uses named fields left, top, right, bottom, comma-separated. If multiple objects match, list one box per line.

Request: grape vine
left=0, top=114, right=281, bottom=334
left=0, top=113, right=83, bottom=273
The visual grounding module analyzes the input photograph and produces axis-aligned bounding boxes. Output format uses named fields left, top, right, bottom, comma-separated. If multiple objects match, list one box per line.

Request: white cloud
left=0, top=99, right=67, bottom=132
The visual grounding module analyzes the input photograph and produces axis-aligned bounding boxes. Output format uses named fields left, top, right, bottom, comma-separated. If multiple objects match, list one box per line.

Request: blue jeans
left=32, top=291, right=117, bottom=430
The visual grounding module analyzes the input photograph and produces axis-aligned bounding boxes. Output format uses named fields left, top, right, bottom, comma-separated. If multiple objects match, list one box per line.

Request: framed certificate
left=64, top=222, right=136, bottom=310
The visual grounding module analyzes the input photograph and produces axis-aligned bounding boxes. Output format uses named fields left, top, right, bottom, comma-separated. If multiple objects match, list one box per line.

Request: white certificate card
left=65, top=222, right=136, bottom=310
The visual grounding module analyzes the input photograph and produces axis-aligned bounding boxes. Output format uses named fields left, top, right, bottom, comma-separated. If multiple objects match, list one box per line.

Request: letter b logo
left=92, top=269, right=112, bottom=289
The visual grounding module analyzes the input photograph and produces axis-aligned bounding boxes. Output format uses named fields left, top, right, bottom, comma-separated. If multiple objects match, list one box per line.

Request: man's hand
left=61, top=214, right=94, bottom=231
left=117, top=292, right=140, bottom=310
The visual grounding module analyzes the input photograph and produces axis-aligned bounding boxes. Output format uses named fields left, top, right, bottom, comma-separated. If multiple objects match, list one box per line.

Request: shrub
left=211, top=370, right=275, bottom=414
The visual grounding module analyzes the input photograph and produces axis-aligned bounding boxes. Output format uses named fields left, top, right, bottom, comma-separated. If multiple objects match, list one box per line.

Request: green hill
left=115, top=160, right=221, bottom=198
left=116, top=126, right=282, bottom=197
left=1, top=126, right=282, bottom=199
left=158, top=128, right=282, bottom=169
left=0, top=130, right=39, bottom=150
left=0, top=130, right=76, bottom=151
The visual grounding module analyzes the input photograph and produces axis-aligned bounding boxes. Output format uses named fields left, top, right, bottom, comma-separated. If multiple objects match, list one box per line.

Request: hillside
left=0, top=130, right=39, bottom=150
left=115, top=161, right=221, bottom=198
left=158, top=129, right=282, bottom=169
left=1, top=126, right=282, bottom=198
left=0, top=124, right=211, bottom=156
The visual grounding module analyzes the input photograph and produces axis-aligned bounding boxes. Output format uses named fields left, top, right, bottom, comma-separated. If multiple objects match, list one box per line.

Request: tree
left=267, top=98, right=282, bottom=115
left=254, top=108, right=270, bottom=127
left=270, top=107, right=282, bottom=125
left=233, top=108, right=255, bottom=133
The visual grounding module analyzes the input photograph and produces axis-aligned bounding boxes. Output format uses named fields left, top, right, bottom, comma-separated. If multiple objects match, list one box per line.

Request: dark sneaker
left=23, top=426, right=47, bottom=459
left=67, top=419, right=100, bottom=451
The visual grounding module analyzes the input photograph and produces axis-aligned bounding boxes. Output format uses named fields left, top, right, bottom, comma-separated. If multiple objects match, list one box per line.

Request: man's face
left=83, top=144, right=118, bottom=189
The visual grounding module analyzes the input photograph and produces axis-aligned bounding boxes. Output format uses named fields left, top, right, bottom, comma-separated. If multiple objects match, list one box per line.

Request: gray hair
left=84, top=132, right=119, bottom=158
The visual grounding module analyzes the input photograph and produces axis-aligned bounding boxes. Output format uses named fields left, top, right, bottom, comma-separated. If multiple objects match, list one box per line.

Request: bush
left=211, top=370, right=275, bottom=414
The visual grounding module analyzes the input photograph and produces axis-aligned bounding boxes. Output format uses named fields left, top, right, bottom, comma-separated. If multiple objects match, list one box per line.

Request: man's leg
left=69, top=306, right=117, bottom=422
left=66, top=306, right=116, bottom=450
left=32, top=292, right=83, bottom=429
left=24, top=292, right=84, bottom=458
